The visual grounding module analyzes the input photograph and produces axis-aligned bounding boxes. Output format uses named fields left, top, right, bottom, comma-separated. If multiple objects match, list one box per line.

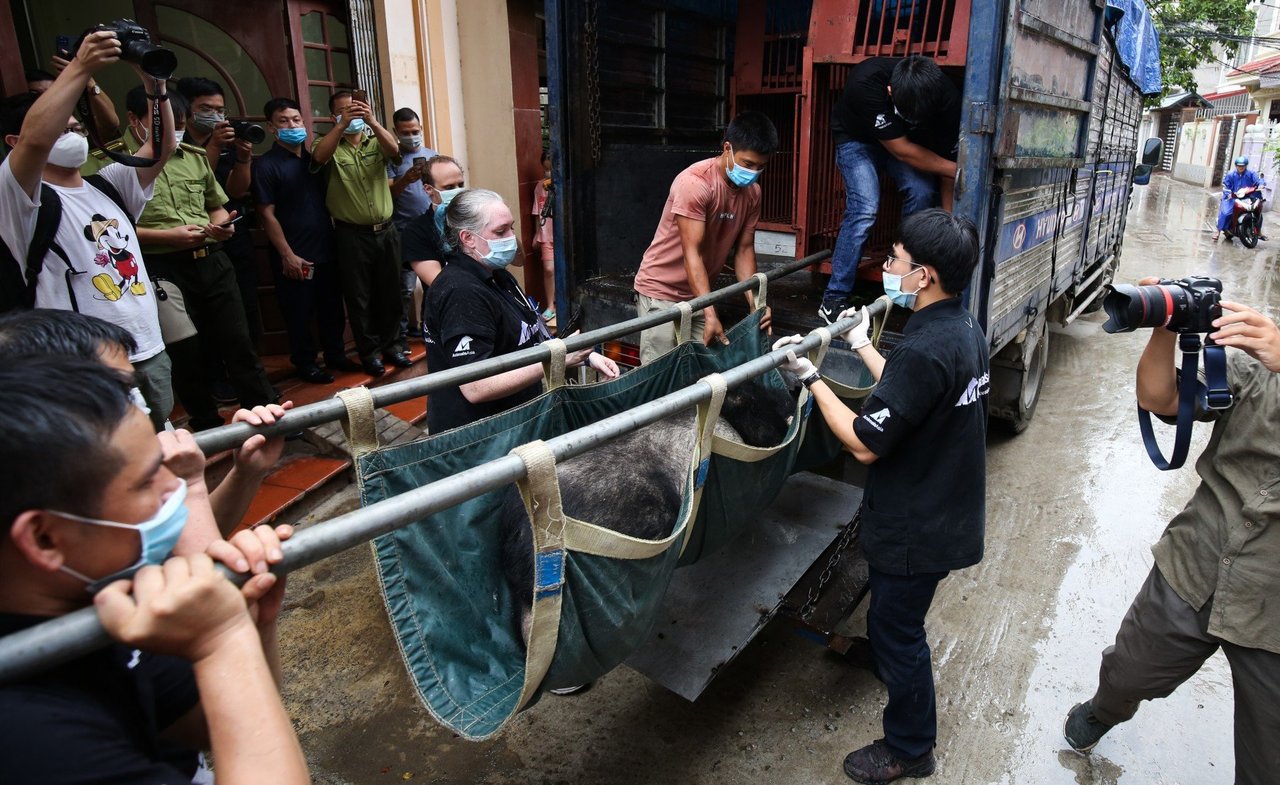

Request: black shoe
left=361, top=358, right=386, bottom=377
left=384, top=350, right=413, bottom=368
left=326, top=356, right=363, bottom=373
left=210, top=379, right=238, bottom=405
left=1064, top=700, right=1112, bottom=753
left=843, top=740, right=935, bottom=784
left=819, top=299, right=847, bottom=325
left=299, top=365, right=335, bottom=384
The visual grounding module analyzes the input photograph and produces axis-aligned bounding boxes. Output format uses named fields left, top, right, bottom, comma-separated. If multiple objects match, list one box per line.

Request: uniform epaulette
left=89, top=138, right=127, bottom=158
left=178, top=142, right=205, bottom=154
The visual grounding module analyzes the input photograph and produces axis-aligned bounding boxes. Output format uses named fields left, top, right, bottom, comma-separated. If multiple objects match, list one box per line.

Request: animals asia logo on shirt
left=453, top=336, right=474, bottom=357
left=955, top=371, right=990, bottom=407
left=863, top=407, right=892, bottom=431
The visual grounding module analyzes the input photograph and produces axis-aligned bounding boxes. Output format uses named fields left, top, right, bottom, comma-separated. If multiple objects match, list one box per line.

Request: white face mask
left=49, top=132, right=89, bottom=169
left=174, top=130, right=186, bottom=148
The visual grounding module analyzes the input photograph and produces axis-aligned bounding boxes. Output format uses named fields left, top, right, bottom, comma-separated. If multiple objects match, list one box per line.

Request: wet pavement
left=276, top=174, right=1277, bottom=784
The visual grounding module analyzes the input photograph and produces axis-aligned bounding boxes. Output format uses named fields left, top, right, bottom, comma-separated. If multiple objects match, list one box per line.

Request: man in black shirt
left=820, top=56, right=961, bottom=324
left=0, top=358, right=308, bottom=785
left=401, top=154, right=466, bottom=312
left=254, top=97, right=356, bottom=383
left=775, top=208, right=987, bottom=784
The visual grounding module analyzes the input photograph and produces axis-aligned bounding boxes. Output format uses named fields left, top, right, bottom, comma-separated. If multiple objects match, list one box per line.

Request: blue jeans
left=826, top=140, right=939, bottom=303
left=866, top=566, right=949, bottom=760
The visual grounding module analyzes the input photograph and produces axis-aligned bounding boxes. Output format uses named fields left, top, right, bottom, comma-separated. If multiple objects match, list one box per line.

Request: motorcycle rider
left=1216, top=156, right=1267, bottom=244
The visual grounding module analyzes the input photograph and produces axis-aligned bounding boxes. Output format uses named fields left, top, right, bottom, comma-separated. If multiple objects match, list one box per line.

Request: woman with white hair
left=423, top=188, right=618, bottom=434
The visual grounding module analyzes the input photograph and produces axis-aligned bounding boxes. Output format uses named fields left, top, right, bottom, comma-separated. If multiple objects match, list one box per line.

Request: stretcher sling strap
left=752, top=272, right=768, bottom=312
left=818, top=295, right=893, bottom=399
left=681, top=373, right=727, bottom=555
left=675, top=301, right=694, bottom=344
left=510, top=440, right=566, bottom=709
left=541, top=338, right=568, bottom=390
left=337, top=386, right=379, bottom=458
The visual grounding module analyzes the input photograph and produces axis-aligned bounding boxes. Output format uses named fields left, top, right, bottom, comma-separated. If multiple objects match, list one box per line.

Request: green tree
left=1151, top=0, right=1255, bottom=96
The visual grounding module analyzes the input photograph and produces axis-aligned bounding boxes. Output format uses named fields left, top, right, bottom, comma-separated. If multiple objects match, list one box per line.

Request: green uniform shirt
left=1152, top=350, right=1280, bottom=654
left=312, top=132, right=394, bottom=225
left=80, top=138, right=128, bottom=177
left=135, top=135, right=228, bottom=255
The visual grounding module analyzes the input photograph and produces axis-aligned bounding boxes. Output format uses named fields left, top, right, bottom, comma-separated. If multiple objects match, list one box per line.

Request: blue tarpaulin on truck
left=1106, top=0, right=1163, bottom=96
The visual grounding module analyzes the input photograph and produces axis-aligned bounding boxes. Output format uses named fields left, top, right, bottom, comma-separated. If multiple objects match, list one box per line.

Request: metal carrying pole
left=193, top=250, right=831, bottom=454
left=0, top=296, right=879, bottom=685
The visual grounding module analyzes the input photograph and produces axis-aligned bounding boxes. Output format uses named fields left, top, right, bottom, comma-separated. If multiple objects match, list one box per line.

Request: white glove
left=836, top=306, right=872, bottom=349
left=771, top=335, right=818, bottom=379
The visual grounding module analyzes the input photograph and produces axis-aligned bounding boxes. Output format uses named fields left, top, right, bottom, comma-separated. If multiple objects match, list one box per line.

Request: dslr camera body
left=1101, top=276, right=1223, bottom=335
left=228, top=119, right=266, bottom=144
left=81, top=19, right=176, bottom=80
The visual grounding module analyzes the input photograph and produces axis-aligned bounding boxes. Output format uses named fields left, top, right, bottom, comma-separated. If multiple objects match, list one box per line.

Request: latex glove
left=837, top=306, right=872, bottom=349
left=771, top=335, right=818, bottom=379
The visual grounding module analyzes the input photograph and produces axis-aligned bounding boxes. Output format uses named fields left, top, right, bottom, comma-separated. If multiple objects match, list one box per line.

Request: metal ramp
left=626, top=471, right=864, bottom=700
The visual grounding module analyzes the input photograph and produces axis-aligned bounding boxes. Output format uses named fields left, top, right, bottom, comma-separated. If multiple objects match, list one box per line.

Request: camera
left=81, top=19, right=176, bottom=80
left=228, top=119, right=266, bottom=144
left=1101, top=276, right=1223, bottom=335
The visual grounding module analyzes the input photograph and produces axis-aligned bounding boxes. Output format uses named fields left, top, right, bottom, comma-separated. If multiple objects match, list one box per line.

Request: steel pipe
left=193, top=250, right=831, bottom=454
left=0, top=299, right=877, bottom=684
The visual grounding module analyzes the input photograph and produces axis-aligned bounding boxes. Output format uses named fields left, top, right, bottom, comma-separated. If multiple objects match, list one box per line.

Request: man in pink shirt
left=633, top=112, right=777, bottom=362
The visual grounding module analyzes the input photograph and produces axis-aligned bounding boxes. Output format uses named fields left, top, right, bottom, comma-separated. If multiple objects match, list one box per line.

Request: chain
left=584, top=0, right=602, bottom=164
left=797, top=509, right=861, bottom=622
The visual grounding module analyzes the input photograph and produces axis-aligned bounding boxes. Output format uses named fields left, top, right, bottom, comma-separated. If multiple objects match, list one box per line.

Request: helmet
left=1234, top=156, right=1249, bottom=167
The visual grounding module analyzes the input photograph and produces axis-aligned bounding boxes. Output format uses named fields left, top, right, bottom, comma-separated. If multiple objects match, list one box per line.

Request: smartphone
left=219, top=215, right=245, bottom=228
left=55, top=35, right=72, bottom=58
left=352, top=88, right=368, bottom=104
left=301, top=262, right=315, bottom=280
left=413, top=156, right=427, bottom=173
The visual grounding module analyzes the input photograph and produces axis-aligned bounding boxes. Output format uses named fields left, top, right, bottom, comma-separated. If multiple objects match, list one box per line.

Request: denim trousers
left=826, top=140, right=939, bottom=303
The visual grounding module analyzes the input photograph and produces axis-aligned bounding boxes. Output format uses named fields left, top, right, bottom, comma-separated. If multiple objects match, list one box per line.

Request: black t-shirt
left=0, top=613, right=203, bottom=784
left=831, top=57, right=960, bottom=159
left=252, top=144, right=334, bottom=265
left=852, top=297, right=989, bottom=575
left=423, top=252, right=553, bottom=433
left=401, top=205, right=445, bottom=269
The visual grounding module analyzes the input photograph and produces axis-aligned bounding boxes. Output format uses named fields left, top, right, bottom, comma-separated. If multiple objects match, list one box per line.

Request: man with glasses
left=775, top=209, right=988, bottom=783
left=0, top=30, right=176, bottom=425
left=632, top=111, right=777, bottom=363
left=820, top=56, right=961, bottom=324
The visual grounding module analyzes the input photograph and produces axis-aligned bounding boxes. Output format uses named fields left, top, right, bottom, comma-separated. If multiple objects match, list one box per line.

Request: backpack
left=0, top=174, right=135, bottom=313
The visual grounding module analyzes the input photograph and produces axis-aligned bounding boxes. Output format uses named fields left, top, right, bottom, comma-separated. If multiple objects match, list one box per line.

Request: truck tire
left=990, top=316, right=1049, bottom=434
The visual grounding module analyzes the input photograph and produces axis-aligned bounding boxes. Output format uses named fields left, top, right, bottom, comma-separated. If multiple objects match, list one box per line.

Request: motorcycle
left=1223, top=185, right=1265, bottom=248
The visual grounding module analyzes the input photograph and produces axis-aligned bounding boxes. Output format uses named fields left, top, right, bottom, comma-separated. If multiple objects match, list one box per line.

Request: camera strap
left=76, top=87, right=161, bottom=168
left=1137, top=335, right=1232, bottom=471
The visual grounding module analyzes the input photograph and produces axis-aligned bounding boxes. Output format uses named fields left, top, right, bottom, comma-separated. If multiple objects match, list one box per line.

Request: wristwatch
left=88, top=83, right=102, bottom=96
left=801, top=371, right=821, bottom=389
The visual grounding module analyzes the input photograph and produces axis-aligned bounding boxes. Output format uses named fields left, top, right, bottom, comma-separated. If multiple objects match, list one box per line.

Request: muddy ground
left=275, top=175, right=1275, bottom=784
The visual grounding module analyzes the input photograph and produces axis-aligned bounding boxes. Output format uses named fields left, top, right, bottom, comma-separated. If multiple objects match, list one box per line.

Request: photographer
left=1064, top=285, right=1280, bottom=784
left=0, top=28, right=175, bottom=424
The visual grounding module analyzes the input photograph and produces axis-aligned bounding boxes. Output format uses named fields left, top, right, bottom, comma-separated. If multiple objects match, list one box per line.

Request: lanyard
left=1137, top=334, right=1233, bottom=470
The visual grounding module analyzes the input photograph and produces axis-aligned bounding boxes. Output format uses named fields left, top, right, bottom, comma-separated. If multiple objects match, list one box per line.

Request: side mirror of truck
left=1141, top=137, right=1162, bottom=166
left=1133, top=164, right=1154, bottom=186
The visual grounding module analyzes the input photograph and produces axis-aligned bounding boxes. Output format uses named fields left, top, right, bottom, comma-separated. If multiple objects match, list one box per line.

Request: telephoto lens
left=230, top=120, right=266, bottom=144
left=83, top=20, right=177, bottom=80
left=1101, top=277, right=1222, bottom=334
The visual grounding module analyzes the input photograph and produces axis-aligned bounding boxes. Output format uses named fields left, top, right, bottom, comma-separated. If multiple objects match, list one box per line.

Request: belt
left=334, top=219, right=392, bottom=233
left=147, top=242, right=224, bottom=262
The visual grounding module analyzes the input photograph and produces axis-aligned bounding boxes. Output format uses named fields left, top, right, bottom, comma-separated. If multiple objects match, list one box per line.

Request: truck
left=543, top=0, right=1162, bottom=433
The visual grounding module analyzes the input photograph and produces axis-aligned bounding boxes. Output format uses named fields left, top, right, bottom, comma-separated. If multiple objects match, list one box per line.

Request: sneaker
left=843, top=740, right=936, bottom=784
left=1063, top=700, right=1112, bottom=753
left=819, top=299, right=847, bottom=325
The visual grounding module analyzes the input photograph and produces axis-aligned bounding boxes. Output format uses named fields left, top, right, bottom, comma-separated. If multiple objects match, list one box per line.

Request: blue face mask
left=340, top=116, right=366, bottom=135
left=882, top=267, right=924, bottom=309
left=725, top=145, right=762, bottom=188
left=434, top=188, right=466, bottom=244
left=277, top=127, right=308, bottom=145
left=56, top=480, right=190, bottom=593
left=478, top=235, right=519, bottom=268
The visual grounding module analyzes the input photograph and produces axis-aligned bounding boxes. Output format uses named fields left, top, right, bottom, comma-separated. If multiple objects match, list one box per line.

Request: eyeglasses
left=61, top=124, right=87, bottom=138
left=883, top=254, right=922, bottom=272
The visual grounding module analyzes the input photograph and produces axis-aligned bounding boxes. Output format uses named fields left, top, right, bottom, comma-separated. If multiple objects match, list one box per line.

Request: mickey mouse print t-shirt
left=0, top=159, right=163, bottom=362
